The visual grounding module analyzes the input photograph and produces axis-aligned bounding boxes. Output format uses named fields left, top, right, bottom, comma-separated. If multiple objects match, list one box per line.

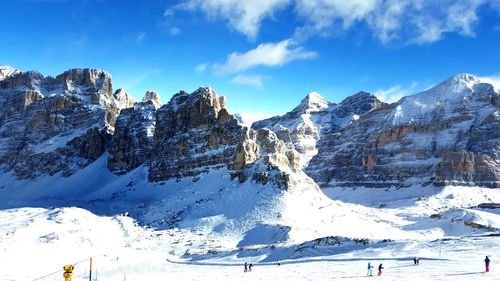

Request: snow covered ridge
left=0, top=66, right=20, bottom=81
left=254, top=73, right=499, bottom=189
left=0, top=68, right=498, bottom=189
left=0, top=70, right=499, bottom=279
left=304, top=74, right=500, bottom=188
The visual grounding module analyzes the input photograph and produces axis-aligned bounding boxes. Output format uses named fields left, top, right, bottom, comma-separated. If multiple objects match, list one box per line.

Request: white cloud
left=166, top=0, right=291, bottom=39
left=167, top=0, right=494, bottom=45
left=478, top=74, right=500, bottom=91
left=231, top=74, right=266, bottom=87
left=374, top=81, right=419, bottom=103
left=237, top=111, right=276, bottom=126
left=194, top=63, right=209, bottom=73
left=213, top=39, right=317, bottom=74
left=296, top=0, right=490, bottom=45
left=295, top=0, right=378, bottom=30
left=168, top=27, right=181, bottom=36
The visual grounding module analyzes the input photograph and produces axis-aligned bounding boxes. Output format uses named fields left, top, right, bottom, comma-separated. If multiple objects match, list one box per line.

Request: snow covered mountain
left=252, top=91, right=385, bottom=167
left=306, top=74, right=500, bottom=188
left=0, top=68, right=499, bottom=280
left=0, top=68, right=136, bottom=178
left=0, top=66, right=20, bottom=81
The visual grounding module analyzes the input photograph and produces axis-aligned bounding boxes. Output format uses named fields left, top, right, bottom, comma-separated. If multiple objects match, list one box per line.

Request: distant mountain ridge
left=0, top=67, right=498, bottom=188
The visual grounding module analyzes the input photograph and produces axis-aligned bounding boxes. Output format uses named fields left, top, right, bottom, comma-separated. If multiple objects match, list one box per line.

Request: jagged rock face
left=108, top=101, right=157, bottom=174
left=113, top=88, right=136, bottom=109
left=332, top=91, right=386, bottom=118
left=0, top=68, right=132, bottom=178
left=148, top=87, right=244, bottom=181
left=142, top=90, right=161, bottom=108
left=253, top=91, right=384, bottom=167
left=306, top=74, right=500, bottom=188
left=230, top=127, right=312, bottom=190
left=233, top=129, right=259, bottom=170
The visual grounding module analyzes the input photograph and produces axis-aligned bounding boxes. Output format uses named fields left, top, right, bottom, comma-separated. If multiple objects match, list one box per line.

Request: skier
left=277, top=260, right=281, bottom=266
left=377, top=263, right=384, bottom=276
left=485, top=256, right=490, bottom=272
left=413, top=257, right=417, bottom=265
left=416, top=257, right=420, bottom=265
left=367, top=262, right=373, bottom=276
left=244, top=262, right=248, bottom=272
left=249, top=263, right=253, bottom=272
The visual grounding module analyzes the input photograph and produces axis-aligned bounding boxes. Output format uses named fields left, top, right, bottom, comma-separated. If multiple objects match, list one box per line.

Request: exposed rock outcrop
left=108, top=100, right=157, bottom=174
left=142, top=90, right=161, bottom=108
left=0, top=68, right=133, bottom=178
left=113, top=88, right=136, bottom=109
left=148, top=87, right=245, bottom=181
left=305, top=74, right=500, bottom=188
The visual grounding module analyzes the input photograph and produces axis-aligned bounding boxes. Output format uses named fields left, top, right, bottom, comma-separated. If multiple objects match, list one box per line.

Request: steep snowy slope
left=1, top=69, right=499, bottom=280
left=1, top=154, right=500, bottom=280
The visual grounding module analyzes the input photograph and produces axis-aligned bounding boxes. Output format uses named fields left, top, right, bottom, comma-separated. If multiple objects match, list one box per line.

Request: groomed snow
left=0, top=153, right=499, bottom=280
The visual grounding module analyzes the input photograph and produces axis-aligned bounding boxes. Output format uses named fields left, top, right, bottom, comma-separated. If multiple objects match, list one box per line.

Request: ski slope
left=0, top=153, right=499, bottom=280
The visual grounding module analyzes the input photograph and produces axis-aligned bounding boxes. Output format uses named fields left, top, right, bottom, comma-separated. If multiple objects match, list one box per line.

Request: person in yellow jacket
left=63, top=264, right=74, bottom=281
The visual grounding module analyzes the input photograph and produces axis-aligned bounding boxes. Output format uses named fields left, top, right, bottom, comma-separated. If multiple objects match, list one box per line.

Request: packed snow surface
left=0, top=154, right=499, bottom=280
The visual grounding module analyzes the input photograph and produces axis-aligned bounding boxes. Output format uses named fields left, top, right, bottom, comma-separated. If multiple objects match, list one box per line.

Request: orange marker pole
left=89, top=258, right=92, bottom=281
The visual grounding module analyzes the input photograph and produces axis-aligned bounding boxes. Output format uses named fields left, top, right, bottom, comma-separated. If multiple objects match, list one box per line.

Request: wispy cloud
left=374, top=81, right=419, bottom=103
left=213, top=39, right=317, bottom=74
left=165, top=0, right=291, bottom=39
left=113, top=67, right=165, bottom=99
left=237, top=111, right=276, bottom=126
left=167, top=0, right=495, bottom=45
left=231, top=74, right=267, bottom=87
left=135, top=32, right=146, bottom=44
left=194, top=63, right=209, bottom=73
left=168, top=27, right=181, bottom=36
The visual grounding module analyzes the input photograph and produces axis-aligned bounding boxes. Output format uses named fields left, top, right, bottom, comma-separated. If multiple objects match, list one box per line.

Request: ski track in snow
left=0, top=154, right=499, bottom=280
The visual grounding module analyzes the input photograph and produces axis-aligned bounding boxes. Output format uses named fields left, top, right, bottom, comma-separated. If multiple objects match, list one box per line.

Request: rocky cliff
left=253, top=91, right=385, bottom=167
left=1, top=68, right=497, bottom=189
left=0, top=68, right=134, bottom=178
left=304, top=74, right=500, bottom=188
left=147, top=87, right=245, bottom=181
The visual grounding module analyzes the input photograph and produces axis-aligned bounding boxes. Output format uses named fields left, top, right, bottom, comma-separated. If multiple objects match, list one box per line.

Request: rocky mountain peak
left=293, top=92, right=330, bottom=113
left=0, top=70, right=44, bottom=90
left=0, top=66, right=20, bottom=81
left=334, top=91, right=385, bottom=118
left=142, top=90, right=161, bottom=108
left=55, top=68, right=114, bottom=107
left=420, top=73, right=483, bottom=98
left=113, top=88, right=136, bottom=109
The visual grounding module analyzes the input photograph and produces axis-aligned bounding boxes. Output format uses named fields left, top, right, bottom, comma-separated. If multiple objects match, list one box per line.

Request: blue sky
left=1, top=0, right=500, bottom=121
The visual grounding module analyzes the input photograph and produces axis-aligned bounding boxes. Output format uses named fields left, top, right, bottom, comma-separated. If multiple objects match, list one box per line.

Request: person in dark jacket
left=485, top=256, right=490, bottom=272
left=244, top=262, right=248, bottom=272
left=377, top=263, right=384, bottom=276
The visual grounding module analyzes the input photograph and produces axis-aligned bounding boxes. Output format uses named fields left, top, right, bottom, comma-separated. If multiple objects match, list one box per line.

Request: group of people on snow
left=365, top=256, right=492, bottom=277
left=243, top=262, right=253, bottom=272
left=366, top=262, right=383, bottom=276
left=243, top=256, right=491, bottom=276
